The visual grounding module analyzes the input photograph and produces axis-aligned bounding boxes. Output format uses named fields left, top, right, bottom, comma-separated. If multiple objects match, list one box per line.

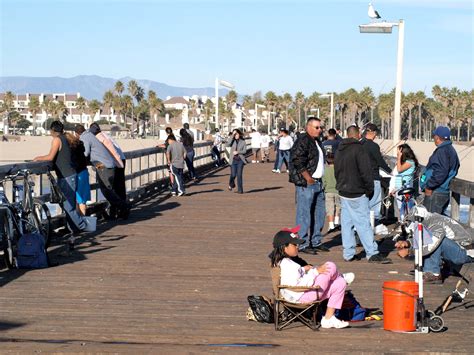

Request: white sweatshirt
left=279, top=258, right=318, bottom=303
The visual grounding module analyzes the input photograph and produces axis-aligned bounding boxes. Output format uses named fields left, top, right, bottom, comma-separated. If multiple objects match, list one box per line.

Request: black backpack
left=247, top=295, right=274, bottom=323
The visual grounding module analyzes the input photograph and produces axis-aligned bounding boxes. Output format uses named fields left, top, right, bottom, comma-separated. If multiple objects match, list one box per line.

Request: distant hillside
left=0, top=75, right=229, bottom=100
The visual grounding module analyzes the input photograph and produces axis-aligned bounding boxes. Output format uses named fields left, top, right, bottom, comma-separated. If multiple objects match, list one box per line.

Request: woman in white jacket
left=270, top=226, right=353, bottom=329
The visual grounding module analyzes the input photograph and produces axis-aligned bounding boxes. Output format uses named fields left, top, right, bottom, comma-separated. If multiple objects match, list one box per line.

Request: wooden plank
left=0, top=153, right=472, bottom=352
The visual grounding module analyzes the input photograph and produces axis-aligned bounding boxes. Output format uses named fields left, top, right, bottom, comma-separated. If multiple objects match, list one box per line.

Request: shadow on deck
left=0, top=160, right=472, bottom=352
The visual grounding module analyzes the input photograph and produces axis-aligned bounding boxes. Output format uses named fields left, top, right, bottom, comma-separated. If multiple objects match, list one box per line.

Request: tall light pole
left=214, top=77, right=235, bottom=130
left=360, top=20, right=405, bottom=146
left=320, top=93, right=334, bottom=128
left=255, top=103, right=265, bottom=129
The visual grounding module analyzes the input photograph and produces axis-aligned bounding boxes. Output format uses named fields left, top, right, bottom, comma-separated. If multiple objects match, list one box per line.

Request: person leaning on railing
left=33, top=121, right=87, bottom=241
left=89, top=123, right=127, bottom=219
left=75, top=124, right=130, bottom=220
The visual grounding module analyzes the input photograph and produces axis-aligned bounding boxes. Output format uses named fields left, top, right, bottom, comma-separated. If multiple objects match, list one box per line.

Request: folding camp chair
left=271, top=266, right=322, bottom=331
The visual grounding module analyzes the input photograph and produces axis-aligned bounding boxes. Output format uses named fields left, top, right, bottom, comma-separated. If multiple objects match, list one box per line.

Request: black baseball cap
left=273, top=226, right=304, bottom=248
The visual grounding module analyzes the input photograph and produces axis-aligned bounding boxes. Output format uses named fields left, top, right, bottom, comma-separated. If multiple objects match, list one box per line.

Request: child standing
left=323, top=153, right=340, bottom=233
left=166, top=134, right=187, bottom=196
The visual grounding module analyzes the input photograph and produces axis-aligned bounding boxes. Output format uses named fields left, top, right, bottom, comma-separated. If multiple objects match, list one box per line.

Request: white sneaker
left=286, top=170, right=290, bottom=173
left=272, top=169, right=277, bottom=173
left=256, top=160, right=260, bottom=163
left=251, top=160, right=256, bottom=163
left=467, top=249, right=474, bottom=258
left=177, top=192, right=185, bottom=196
left=321, top=316, right=349, bottom=329
left=342, top=272, right=355, bottom=286
left=275, top=169, right=281, bottom=173
left=171, top=192, right=177, bottom=196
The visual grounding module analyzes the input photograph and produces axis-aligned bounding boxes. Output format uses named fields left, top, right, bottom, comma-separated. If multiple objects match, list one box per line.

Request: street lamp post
left=320, top=93, right=334, bottom=128
left=215, top=77, right=235, bottom=130
left=255, top=103, right=265, bottom=129
left=360, top=20, right=405, bottom=146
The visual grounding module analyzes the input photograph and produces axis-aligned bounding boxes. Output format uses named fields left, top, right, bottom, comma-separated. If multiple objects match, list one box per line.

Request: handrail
left=0, top=138, right=252, bottom=219
left=385, top=156, right=473, bottom=228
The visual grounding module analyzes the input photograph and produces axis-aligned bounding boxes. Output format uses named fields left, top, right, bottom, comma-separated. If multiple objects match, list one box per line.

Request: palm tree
left=87, top=100, right=101, bottom=127
left=28, top=96, right=40, bottom=135
left=114, top=81, right=124, bottom=97
left=50, top=101, right=68, bottom=121
left=264, top=91, right=278, bottom=132
left=414, top=91, right=427, bottom=140
left=128, top=80, right=144, bottom=136
left=281, top=93, right=293, bottom=129
left=102, top=90, right=114, bottom=123
left=403, top=92, right=416, bottom=140
left=2, top=91, right=15, bottom=134
left=75, top=96, right=87, bottom=125
left=122, top=95, right=133, bottom=132
left=294, top=91, right=305, bottom=129
left=148, top=90, right=164, bottom=136
left=112, top=95, right=124, bottom=126
left=358, top=87, right=375, bottom=126
left=377, top=91, right=395, bottom=139
left=204, top=99, right=214, bottom=131
left=242, top=95, right=253, bottom=110
left=225, top=90, right=238, bottom=128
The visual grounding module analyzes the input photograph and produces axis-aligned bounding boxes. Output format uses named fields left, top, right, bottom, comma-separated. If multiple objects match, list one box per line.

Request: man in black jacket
left=335, top=125, right=391, bottom=264
left=289, top=117, right=328, bottom=254
left=360, top=123, right=391, bottom=224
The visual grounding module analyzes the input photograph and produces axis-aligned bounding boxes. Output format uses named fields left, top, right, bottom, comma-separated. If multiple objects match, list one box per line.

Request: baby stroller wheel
left=428, top=315, right=444, bottom=332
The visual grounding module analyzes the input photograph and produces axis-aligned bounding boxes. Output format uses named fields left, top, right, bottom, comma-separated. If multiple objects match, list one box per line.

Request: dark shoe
left=119, top=207, right=130, bottom=220
left=345, top=255, right=361, bottom=262
left=300, top=247, right=317, bottom=255
left=423, top=272, right=443, bottom=284
left=368, top=254, right=392, bottom=264
left=235, top=191, right=243, bottom=194
left=314, top=244, right=330, bottom=252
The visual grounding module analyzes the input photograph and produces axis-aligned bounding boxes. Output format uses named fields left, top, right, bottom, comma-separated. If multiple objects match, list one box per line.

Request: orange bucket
left=382, top=281, right=418, bottom=332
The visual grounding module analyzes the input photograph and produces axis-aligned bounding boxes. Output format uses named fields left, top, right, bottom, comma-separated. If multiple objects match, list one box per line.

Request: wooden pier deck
left=0, top=161, right=473, bottom=353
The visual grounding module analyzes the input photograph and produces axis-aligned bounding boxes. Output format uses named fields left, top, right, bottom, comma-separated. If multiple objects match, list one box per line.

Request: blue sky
left=0, top=0, right=472, bottom=96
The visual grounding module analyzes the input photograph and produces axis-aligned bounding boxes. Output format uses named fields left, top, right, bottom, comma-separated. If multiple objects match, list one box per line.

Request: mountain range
left=0, top=75, right=229, bottom=101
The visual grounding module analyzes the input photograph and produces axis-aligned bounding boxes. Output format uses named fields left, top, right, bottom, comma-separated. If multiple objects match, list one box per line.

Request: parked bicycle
left=0, top=169, right=52, bottom=269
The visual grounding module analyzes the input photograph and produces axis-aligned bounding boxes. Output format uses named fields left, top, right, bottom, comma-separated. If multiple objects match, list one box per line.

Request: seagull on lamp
left=368, top=2, right=381, bottom=20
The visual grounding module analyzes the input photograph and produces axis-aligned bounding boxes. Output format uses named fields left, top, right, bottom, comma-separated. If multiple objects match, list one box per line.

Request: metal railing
left=386, top=156, right=474, bottom=228
left=0, top=138, right=251, bottom=220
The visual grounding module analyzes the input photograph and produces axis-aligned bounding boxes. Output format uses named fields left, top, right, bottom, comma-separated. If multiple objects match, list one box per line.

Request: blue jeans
left=58, top=174, right=86, bottom=232
left=295, top=182, right=326, bottom=249
left=229, top=159, right=244, bottom=193
left=273, top=149, right=280, bottom=170
left=369, top=180, right=382, bottom=221
left=423, top=191, right=450, bottom=215
left=185, top=149, right=196, bottom=178
left=340, top=195, right=379, bottom=260
left=277, top=150, right=290, bottom=171
left=424, top=238, right=470, bottom=274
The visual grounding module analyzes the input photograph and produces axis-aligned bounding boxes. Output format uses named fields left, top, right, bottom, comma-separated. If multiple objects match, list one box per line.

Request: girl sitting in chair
left=270, top=226, right=354, bottom=329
